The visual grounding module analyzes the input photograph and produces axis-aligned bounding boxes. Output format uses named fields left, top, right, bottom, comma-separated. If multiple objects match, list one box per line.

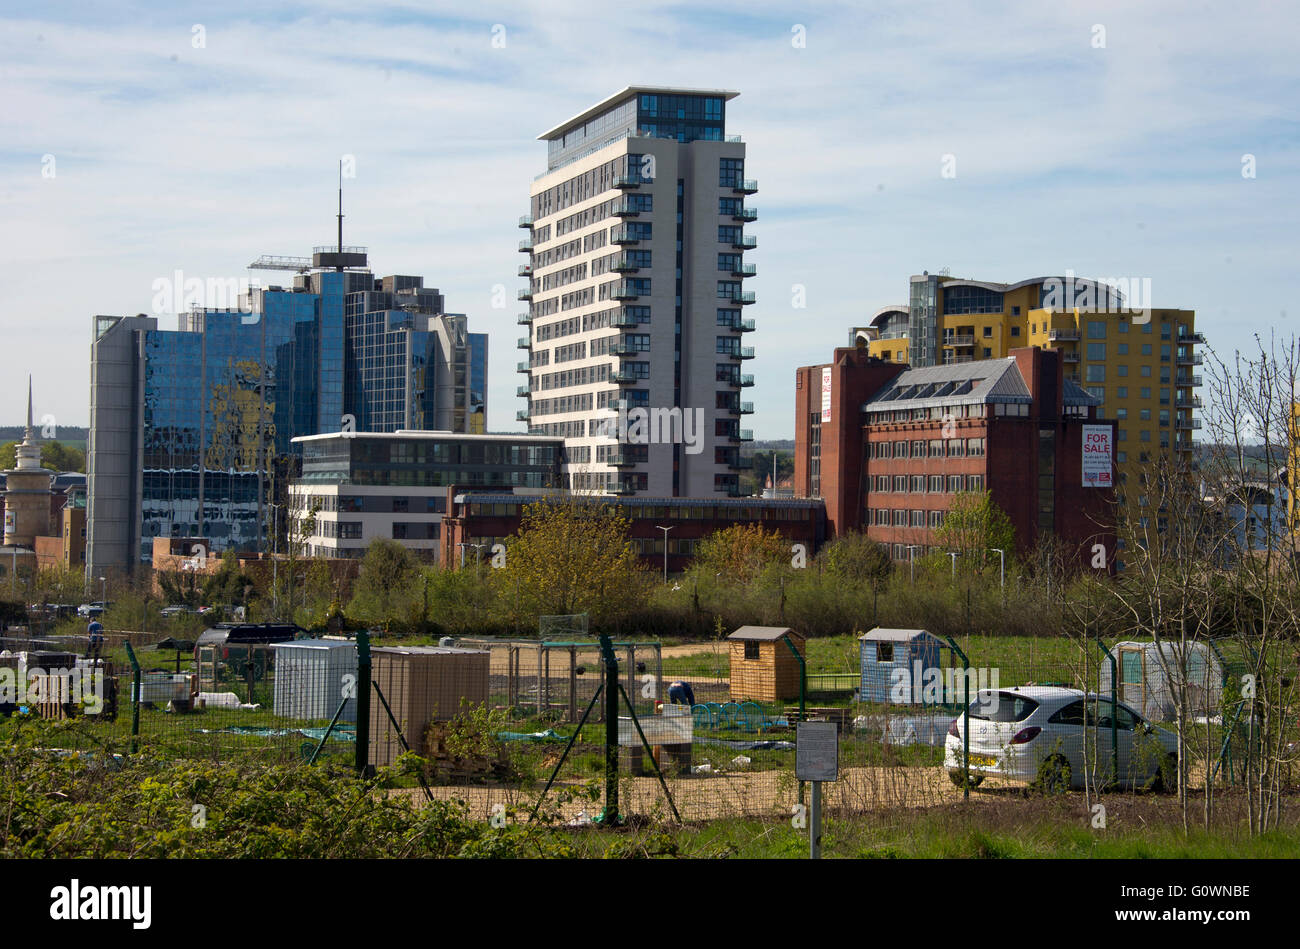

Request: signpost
left=796, top=721, right=839, bottom=858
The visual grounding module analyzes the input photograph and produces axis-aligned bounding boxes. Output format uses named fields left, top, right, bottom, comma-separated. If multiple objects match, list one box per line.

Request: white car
left=944, top=686, right=1179, bottom=792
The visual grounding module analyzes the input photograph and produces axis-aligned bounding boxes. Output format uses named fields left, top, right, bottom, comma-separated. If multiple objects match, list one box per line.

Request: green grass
left=559, top=796, right=1300, bottom=858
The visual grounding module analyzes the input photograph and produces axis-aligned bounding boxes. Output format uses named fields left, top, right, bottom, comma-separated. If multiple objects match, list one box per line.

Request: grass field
left=558, top=793, right=1300, bottom=858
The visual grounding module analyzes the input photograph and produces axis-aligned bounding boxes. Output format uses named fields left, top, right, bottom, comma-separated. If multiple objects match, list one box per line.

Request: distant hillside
left=0, top=425, right=88, bottom=444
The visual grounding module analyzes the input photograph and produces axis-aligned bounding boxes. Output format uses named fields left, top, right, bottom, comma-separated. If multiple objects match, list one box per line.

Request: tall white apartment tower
left=519, top=87, right=757, bottom=497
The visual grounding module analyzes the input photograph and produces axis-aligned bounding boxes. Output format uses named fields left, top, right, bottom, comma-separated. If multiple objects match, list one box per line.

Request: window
left=930, top=475, right=944, bottom=492
left=968, top=692, right=1039, bottom=722
left=1085, top=364, right=1106, bottom=382
left=1117, top=386, right=1128, bottom=398
left=1117, top=343, right=1128, bottom=355
left=983, top=347, right=992, bottom=358
left=948, top=475, right=962, bottom=492
left=1116, top=407, right=1128, bottom=419
left=1011, top=326, right=1021, bottom=337
left=1140, top=365, right=1152, bottom=378
left=1140, top=387, right=1151, bottom=399
left=1140, top=408, right=1151, bottom=420
left=744, top=641, right=760, bottom=660
left=1087, top=342, right=1106, bottom=361
left=1140, top=430, right=1152, bottom=442
left=876, top=643, right=894, bottom=663
left=1141, top=343, right=1153, bottom=355
left=1087, top=320, right=1107, bottom=339
left=983, top=326, right=993, bottom=337
left=1117, top=365, right=1129, bottom=377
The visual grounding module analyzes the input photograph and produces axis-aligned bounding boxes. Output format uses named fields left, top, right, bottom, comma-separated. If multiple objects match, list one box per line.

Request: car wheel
left=1149, top=753, right=1178, bottom=794
left=948, top=769, right=984, bottom=789
left=1034, top=754, right=1072, bottom=794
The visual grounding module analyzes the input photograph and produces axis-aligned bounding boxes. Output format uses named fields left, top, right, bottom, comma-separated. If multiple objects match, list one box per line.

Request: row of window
left=869, top=438, right=986, bottom=459
left=870, top=509, right=948, bottom=528
left=871, top=474, right=985, bottom=494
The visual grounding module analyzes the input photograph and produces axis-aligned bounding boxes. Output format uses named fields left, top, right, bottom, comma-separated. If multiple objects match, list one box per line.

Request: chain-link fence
left=0, top=626, right=1283, bottom=834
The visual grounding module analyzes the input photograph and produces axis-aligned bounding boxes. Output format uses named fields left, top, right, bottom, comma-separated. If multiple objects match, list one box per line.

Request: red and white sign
left=1082, top=424, right=1113, bottom=487
left=820, top=368, right=832, bottom=423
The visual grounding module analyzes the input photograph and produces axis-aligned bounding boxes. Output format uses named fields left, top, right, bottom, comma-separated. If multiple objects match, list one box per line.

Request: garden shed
left=271, top=638, right=358, bottom=723
left=1100, top=640, right=1224, bottom=723
left=727, top=626, right=805, bottom=703
left=859, top=628, right=945, bottom=705
left=367, top=645, right=490, bottom=767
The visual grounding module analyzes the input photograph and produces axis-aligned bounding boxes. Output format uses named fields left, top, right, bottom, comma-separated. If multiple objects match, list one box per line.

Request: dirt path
left=391, top=765, right=1018, bottom=822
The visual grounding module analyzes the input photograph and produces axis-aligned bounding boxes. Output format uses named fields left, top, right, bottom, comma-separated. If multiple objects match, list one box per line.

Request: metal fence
left=0, top=627, right=1281, bottom=831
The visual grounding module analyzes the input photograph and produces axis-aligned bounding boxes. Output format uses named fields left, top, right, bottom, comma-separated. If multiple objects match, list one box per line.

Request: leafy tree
left=348, top=538, right=422, bottom=630
left=202, top=549, right=257, bottom=609
left=0, top=441, right=85, bottom=472
left=933, top=490, right=1017, bottom=568
left=695, top=523, right=788, bottom=584
left=818, top=531, right=892, bottom=584
left=499, top=495, right=647, bottom=626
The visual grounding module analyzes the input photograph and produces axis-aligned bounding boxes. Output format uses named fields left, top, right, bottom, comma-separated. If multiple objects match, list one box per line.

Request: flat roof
left=538, top=85, right=740, bottom=141
left=292, top=431, right=563, bottom=444
left=452, top=492, right=824, bottom=510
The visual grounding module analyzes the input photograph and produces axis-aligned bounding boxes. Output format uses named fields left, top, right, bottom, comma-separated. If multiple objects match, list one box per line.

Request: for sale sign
left=820, top=367, right=832, bottom=423
left=1082, top=424, right=1113, bottom=487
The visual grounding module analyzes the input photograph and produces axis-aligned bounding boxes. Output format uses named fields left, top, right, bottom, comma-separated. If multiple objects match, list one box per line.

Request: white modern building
left=520, top=87, right=757, bottom=498
left=288, top=430, right=564, bottom=560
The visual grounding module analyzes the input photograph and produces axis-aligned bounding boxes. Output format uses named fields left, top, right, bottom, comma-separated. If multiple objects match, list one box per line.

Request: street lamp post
left=989, top=547, right=1005, bottom=600
left=947, top=552, right=958, bottom=580
left=655, top=525, right=673, bottom=583
left=906, top=545, right=922, bottom=584
left=99, top=576, right=107, bottom=605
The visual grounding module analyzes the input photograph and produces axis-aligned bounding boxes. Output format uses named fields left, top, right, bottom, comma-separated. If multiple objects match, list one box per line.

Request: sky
left=1, top=0, right=1297, bottom=439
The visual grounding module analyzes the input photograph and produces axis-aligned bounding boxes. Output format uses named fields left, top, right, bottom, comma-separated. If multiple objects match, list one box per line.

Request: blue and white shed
left=859, top=628, right=945, bottom=705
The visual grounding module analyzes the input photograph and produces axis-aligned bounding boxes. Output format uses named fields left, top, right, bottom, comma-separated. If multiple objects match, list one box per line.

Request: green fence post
left=355, top=628, right=371, bottom=775
left=782, top=633, right=807, bottom=805
left=1095, top=638, right=1118, bottom=790
left=597, top=632, right=621, bottom=826
left=944, top=636, right=970, bottom=801
left=124, top=642, right=141, bottom=755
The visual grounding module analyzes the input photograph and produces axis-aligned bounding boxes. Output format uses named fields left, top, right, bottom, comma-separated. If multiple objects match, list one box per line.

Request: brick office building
left=796, top=344, right=1116, bottom=567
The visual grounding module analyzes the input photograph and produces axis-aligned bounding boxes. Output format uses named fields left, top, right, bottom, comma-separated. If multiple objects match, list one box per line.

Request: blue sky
left=1, top=0, right=1296, bottom=438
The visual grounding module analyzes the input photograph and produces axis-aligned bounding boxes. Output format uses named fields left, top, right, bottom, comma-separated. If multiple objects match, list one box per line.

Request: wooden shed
left=368, top=645, right=490, bottom=767
left=859, top=628, right=945, bottom=705
left=727, top=626, right=805, bottom=702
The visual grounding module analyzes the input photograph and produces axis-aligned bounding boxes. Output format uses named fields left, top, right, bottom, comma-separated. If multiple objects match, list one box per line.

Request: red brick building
left=796, top=345, right=1116, bottom=568
left=440, top=490, right=827, bottom=573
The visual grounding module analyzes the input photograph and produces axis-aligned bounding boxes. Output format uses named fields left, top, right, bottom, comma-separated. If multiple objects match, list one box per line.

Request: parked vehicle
left=194, top=623, right=304, bottom=693
left=77, top=602, right=111, bottom=618
left=944, top=686, right=1179, bottom=792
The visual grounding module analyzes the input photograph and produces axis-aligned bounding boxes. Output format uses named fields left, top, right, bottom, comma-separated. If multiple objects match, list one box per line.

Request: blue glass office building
left=88, top=248, right=489, bottom=575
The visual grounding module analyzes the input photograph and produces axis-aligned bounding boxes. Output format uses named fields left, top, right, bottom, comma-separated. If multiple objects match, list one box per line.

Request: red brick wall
left=794, top=348, right=904, bottom=536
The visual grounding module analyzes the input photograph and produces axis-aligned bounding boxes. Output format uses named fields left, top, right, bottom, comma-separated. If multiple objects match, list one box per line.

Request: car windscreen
left=967, top=692, right=1039, bottom=722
